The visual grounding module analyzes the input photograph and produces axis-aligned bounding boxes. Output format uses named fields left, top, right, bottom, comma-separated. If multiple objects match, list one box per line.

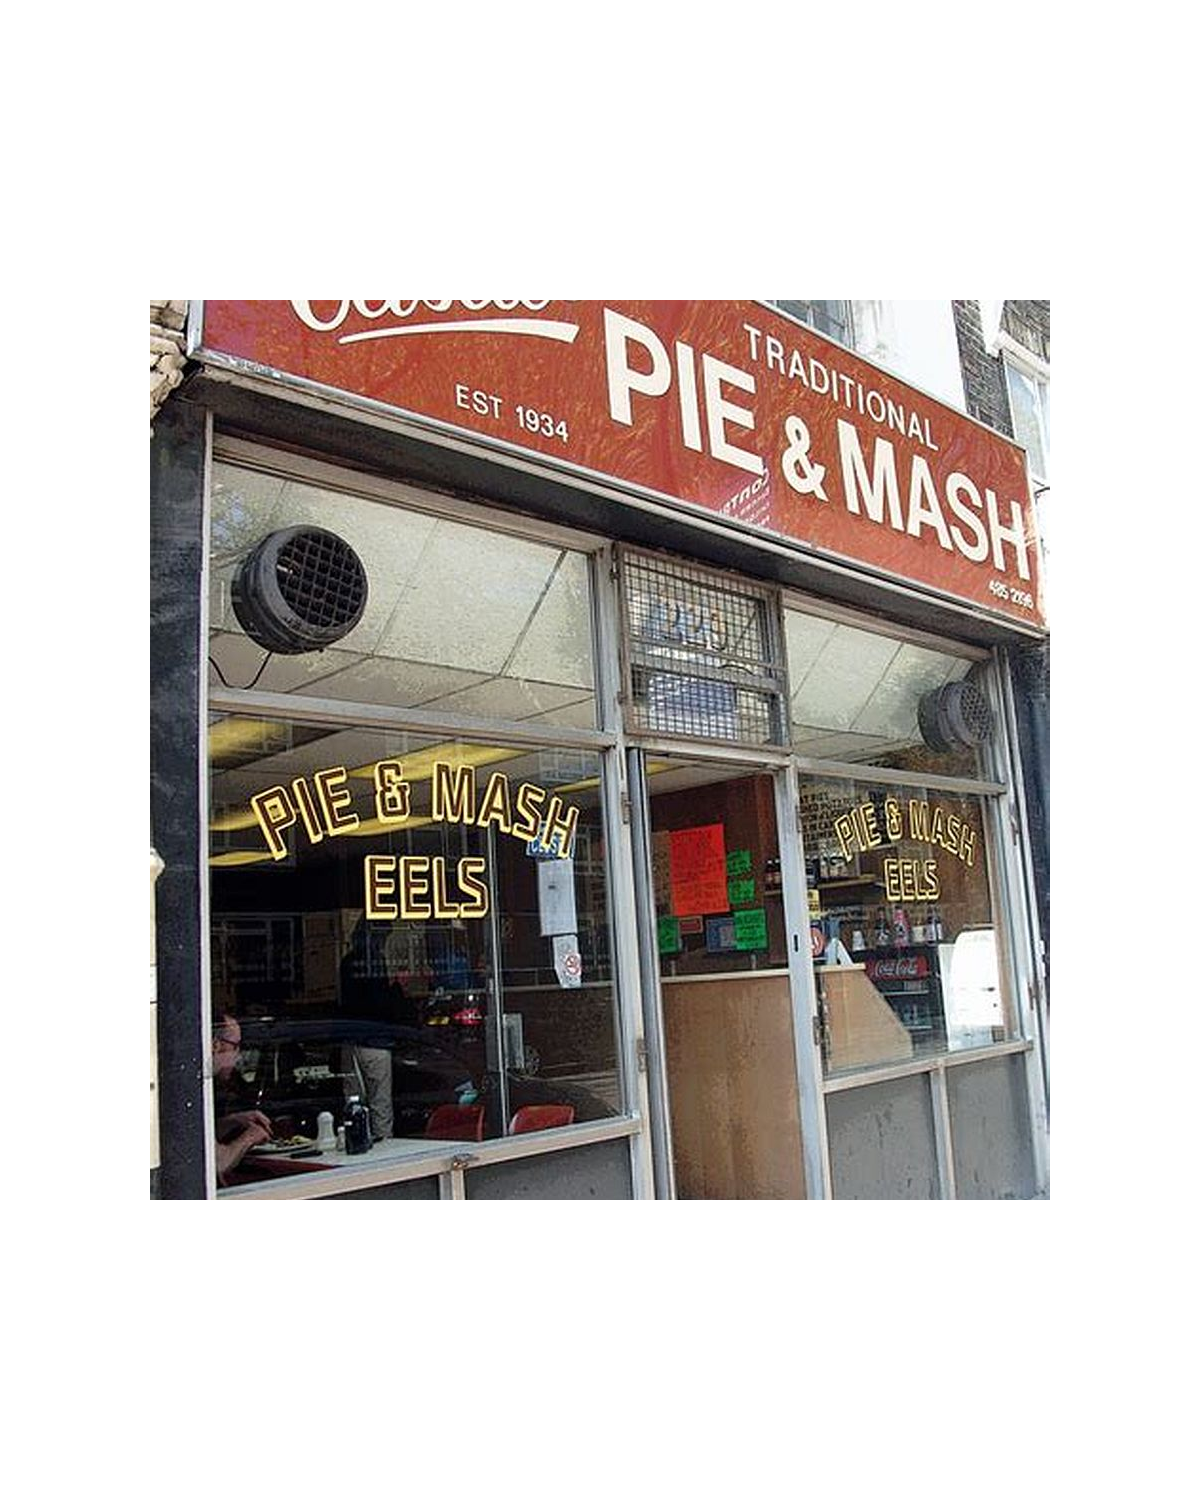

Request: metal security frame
left=194, top=432, right=1050, bottom=1202
left=201, top=436, right=652, bottom=1201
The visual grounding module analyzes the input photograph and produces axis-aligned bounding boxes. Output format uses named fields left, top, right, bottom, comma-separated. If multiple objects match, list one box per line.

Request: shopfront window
left=785, top=608, right=986, bottom=778
left=208, top=462, right=597, bottom=729
left=801, top=776, right=1014, bottom=1076
left=208, top=719, right=621, bottom=1189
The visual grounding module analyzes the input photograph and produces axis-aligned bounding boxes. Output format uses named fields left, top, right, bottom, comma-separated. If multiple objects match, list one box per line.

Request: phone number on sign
left=988, top=578, right=1035, bottom=610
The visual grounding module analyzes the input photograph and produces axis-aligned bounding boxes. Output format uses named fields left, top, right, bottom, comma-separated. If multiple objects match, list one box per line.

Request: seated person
left=212, top=1005, right=273, bottom=1185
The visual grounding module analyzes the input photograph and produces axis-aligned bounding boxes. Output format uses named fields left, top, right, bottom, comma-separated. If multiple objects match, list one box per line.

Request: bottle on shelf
left=893, top=906, right=910, bottom=947
left=873, top=908, right=891, bottom=949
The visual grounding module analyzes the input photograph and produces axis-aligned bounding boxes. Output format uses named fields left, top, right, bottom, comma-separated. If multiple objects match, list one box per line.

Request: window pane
left=785, top=609, right=984, bottom=776
left=208, top=719, right=621, bottom=1189
left=209, top=463, right=597, bottom=728
left=801, top=776, right=1015, bottom=1076
left=646, top=765, right=788, bottom=979
left=1004, top=363, right=1047, bottom=478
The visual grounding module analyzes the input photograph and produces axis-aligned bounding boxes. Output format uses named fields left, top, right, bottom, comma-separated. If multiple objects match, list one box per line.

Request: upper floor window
left=771, top=300, right=854, bottom=349
left=1003, top=355, right=1050, bottom=482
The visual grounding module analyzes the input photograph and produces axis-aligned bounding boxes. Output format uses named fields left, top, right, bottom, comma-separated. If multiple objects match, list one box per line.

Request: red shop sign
left=195, top=300, right=1045, bottom=628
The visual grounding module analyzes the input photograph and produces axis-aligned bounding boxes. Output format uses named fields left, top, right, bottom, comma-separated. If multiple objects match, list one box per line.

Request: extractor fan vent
left=232, top=526, right=368, bottom=655
left=918, top=678, right=994, bottom=752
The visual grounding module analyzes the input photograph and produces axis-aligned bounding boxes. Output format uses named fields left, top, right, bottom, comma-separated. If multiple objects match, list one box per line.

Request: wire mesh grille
left=619, top=549, right=788, bottom=745
left=275, top=529, right=367, bottom=628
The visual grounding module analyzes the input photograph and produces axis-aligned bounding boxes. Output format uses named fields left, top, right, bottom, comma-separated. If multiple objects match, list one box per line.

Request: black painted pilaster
left=150, top=395, right=209, bottom=1198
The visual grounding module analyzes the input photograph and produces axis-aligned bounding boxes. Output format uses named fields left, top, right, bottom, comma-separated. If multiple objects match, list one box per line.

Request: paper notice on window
left=538, top=857, right=577, bottom=936
left=669, top=824, right=728, bottom=917
left=553, top=933, right=583, bottom=988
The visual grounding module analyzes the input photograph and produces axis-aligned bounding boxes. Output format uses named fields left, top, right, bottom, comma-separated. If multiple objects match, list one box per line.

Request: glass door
left=639, top=755, right=809, bottom=1199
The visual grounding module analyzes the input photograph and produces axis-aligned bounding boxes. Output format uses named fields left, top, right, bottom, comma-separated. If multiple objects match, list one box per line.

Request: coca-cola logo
left=865, top=955, right=929, bottom=980
left=289, top=300, right=580, bottom=345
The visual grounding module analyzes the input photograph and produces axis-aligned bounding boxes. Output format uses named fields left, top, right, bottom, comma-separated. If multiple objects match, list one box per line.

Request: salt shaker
left=316, top=1111, right=337, bottom=1151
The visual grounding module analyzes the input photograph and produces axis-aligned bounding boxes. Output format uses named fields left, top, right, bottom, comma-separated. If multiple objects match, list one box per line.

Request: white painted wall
left=852, top=300, right=966, bottom=411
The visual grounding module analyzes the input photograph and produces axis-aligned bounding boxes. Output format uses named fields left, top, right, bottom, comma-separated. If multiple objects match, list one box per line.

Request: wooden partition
left=661, top=972, right=806, bottom=1199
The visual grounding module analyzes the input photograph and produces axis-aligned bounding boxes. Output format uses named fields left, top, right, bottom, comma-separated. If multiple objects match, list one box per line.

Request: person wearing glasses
left=212, top=1005, right=273, bottom=1185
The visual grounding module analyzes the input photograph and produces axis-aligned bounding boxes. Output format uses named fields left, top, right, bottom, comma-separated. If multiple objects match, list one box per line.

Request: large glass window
left=802, top=775, right=1015, bottom=1076
left=785, top=608, right=985, bottom=778
left=209, top=719, right=621, bottom=1189
left=208, top=462, right=597, bottom=729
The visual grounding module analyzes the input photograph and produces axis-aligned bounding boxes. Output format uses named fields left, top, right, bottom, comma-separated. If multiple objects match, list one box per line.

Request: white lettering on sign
left=289, top=300, right=579, bottom=345
left=603, top=309, right=764, bottom=477
left=836, top=421, right=1031, bottom=581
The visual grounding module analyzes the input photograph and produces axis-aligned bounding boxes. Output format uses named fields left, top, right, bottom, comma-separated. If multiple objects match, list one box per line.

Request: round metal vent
left=232, top=526, right=368, bottom=655
left=918, top=679, right=994, bottom=752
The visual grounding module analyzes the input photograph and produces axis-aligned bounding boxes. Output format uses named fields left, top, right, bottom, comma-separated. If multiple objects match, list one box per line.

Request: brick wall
left=150, top=300, right=189, bottom=432
left=951, top=300, right=1012, bottom=433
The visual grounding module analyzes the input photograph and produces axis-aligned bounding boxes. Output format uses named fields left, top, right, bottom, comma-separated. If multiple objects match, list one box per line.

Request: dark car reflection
left=224, top=1015, right=617, bottom=1142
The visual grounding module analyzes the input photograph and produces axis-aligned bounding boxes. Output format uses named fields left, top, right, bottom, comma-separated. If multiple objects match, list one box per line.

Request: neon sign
left=832, top=797, right=979, bottom=902
left=247, top=759, right=579, bottom=921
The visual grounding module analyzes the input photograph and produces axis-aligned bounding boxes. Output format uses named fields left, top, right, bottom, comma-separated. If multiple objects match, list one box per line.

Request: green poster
left=727, top=877, right=756, bottom=906
left=733, top=907, right=768, bottom=951
left=657, top=916, right=682, bottom=954
left=726, top=848, right=752, bottom=876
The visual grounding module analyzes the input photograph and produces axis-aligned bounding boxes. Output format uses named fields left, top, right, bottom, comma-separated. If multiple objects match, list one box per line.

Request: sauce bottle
left=345, top=1095, right=371, bottom=1155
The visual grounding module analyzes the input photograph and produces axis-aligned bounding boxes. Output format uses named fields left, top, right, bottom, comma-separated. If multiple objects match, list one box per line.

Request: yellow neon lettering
left=908, top=800, right=931, bottom=843
left=959, top=824, right=976, bottom=867
left=431, top=857, right=459, bottom=919
left=945, top=813, right=961, bottom=856
left=884, top=797, right=903, bottom=840
left=457, top=857, right=489, bottom=918
left=364, top=855, right=398, bottom=919
left=398, top=856, right=432, bottom=919
left=291, top=776, right=325, bottom=845
left=883, top=858, right=902, bottom=900
left=374, top=760, right=411, bottom=822
left=834, top=812, right=856, bottom=860
left=315, top=766, right=359, bottom=835
left=432, top=762, right=475, bottom=824
left=512, top=782, right=547, bottom=842
left=476, top=771, right=513, bottom=834
left=861, top=802, right=881, bottom=849
left=922, top=859, right=940, bottom=898
left=250, top=786, right=296, bottom=860
left=540, top=796, right=579, bottom=858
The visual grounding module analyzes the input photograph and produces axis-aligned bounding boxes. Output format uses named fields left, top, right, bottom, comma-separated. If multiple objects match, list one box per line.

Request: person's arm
left=215, top=1117, right=272, bottom=1185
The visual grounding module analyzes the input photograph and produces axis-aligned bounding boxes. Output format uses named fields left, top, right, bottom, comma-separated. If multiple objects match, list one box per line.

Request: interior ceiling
left=207, top=465, right=975, bottom=773
left=785, top=611, right=970, bottom=762
left=208, top=464, right=595, bottom=728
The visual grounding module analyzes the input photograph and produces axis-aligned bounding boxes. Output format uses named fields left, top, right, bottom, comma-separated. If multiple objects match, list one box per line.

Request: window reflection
left=209, top=720, right=621, bottom=1188
left=802, top=777, right=1012, bottom=1075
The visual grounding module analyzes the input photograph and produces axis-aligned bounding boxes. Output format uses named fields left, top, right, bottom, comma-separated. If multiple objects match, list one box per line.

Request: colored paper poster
left=705, top=915, right=737, bottom=954
left=679, top=916, right=704, bottom=936
left=728, top=877, right=756, bottom=906
left=657, top=916, right=682, bottom=954
left=734, top=907, right=768, bottom=951
left=651, top=831, right=673, bottom=916
left=669, top=824, right=728, bottom=916
left=726, top=849, right=752, bottom=876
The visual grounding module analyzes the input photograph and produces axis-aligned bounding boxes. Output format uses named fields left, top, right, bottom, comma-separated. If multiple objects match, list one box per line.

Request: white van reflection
left=945, top=927, right=1004, bottom=1050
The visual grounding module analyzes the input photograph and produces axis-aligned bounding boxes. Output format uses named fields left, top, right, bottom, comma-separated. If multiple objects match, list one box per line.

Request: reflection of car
left=232, top=1017, right=477, bottom=1139
left=229, top=1016, right=618, bottom=1138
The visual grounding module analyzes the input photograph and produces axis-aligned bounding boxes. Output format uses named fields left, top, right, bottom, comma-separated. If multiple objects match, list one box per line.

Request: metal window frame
left=615, top=543, right=792, bottom=751
left=203, top=444, right=644, bottom=1200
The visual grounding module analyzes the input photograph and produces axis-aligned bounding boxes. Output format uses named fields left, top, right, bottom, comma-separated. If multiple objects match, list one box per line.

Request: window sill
left=822, top=1037, right=1032, bottom=1094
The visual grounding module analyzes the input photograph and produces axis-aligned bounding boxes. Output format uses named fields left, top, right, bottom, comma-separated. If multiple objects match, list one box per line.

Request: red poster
left=195, top=301, right=1045, bottom=629
left=669, top=824, right=728, bottom=917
